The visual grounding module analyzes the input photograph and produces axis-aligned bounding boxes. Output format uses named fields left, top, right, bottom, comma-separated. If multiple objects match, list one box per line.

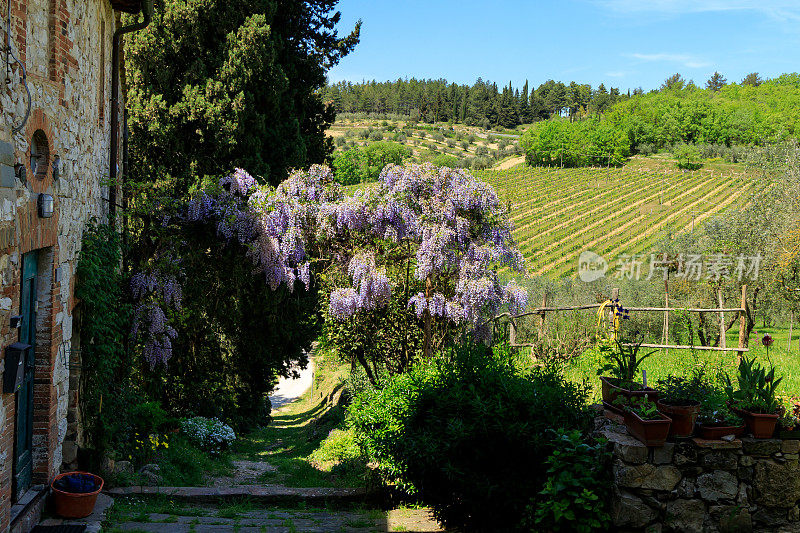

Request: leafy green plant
left=614, top=395, right=661, bottom=420
left=596, top=335, right=655, bottom=385
left=657, top=366, right=713, bottom=404
left=527, top=430, right=611, bottom=532
left=698, top=393, right=743, bottom=426
left=75, top=221, right=133, bottom=453
left=724, top=356, right=783, bottom=414
left=348, top=342, right=592, bottom=532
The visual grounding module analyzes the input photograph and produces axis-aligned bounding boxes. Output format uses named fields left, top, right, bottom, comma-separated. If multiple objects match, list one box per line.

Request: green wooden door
left=15, top=251, right=37, bottom=499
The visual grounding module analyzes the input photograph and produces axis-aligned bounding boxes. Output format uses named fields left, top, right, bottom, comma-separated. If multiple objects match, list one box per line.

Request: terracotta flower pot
left=657, top=400, right=700, bottom=438
left=51, top=471, right=104, bottom=519
left=623, top=410, right=672, bottom=447
left=697, top=423, right=746, bottom=440
left=600, top=376, right=659, bottom=412
left=741, top=410, right=779, bottom=439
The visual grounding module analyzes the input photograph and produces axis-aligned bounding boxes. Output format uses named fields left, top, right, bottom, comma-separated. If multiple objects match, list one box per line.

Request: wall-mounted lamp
left=37, top=193, right=53, bottom=218
left=52, top=155, right=60, bottom=181
left=14, top=163, right=25, bottom=184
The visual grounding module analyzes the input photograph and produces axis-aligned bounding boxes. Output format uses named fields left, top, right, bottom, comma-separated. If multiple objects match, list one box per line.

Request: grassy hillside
left=475, top=157, right=763, bottom=277
left=328, top=116, right=522, bottom=170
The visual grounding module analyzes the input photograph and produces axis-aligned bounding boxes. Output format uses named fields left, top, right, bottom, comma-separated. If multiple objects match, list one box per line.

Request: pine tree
left=705, top=71, right=727, bottom=91
left=126, top=0, right=360, bottom=194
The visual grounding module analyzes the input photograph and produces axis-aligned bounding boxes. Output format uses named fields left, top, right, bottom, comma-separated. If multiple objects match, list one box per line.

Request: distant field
left=327, top=117, right=522, bottom=169
left=332, top=119, right=768, bottom=279
left=476, top=158, right=762, bottom=278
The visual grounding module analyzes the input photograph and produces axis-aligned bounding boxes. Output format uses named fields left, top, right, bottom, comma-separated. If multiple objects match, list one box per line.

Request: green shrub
left=527, top=430, right=611, bottom=532
left=130, top=401, right=171, bottom=436
left=332, top=142, right=411, bottom=184
left=520, top=118, right=630, bottom=167
left=431, top=154, right=460, bottom=168
left=75, top=222, right=133, bottom=453
left=674, top=143, right=703, bottom=169
left=348, top=343, right=592, bottom=531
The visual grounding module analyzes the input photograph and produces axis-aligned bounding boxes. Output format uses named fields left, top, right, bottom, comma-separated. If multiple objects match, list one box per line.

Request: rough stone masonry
left=0, top=0, right=122, bottom=531
left=596, top=415, right=800, bottom=532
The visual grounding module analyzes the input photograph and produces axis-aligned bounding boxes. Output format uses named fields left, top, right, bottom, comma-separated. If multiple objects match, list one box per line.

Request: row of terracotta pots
left=601, top=376, right=779, bottom=445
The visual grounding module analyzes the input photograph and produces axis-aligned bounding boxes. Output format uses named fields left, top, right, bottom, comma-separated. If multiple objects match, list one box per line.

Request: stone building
left=0, top=0, right=147, bottom=530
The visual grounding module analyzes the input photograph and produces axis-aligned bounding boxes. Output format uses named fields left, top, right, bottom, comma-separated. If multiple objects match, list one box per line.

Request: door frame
left=13, top=250, right=38, bottom=501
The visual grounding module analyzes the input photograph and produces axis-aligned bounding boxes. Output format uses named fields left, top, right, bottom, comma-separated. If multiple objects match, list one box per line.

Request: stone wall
left=597, top=415, right=800, bottom=533
left=0, top=0, right=118, bottom=531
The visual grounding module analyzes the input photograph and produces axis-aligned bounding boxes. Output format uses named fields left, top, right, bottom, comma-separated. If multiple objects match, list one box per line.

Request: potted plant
left=597, top=335, right=658, bottom=412
left=616, top=395, right=672, bottom=447
left=778, top=398, right=800, bottom=439
left=656, top=368, right=712, bottom=438
left=697, top=393, right=745, bottom=440
left=724, top=356, right=783, bottom=439
left=51, top=471, right=104, bottom=519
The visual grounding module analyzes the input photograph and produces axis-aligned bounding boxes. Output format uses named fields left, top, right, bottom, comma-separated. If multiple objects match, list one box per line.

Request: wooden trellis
left=499, top=286, right=751, bottom=361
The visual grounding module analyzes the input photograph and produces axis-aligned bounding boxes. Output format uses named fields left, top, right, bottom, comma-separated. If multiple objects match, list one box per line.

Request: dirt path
left=269, top=359, right=315, bottom=410
left=495, top=155, right=525, bottom=169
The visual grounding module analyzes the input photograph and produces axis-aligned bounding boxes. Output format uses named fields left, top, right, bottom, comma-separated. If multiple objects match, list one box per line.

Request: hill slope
left=476, top=158, right=762, bottom=277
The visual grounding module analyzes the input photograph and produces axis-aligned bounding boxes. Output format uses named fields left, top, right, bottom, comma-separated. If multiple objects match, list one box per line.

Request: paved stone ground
left=106, top=485, right=369, bottom=502
left=37, top=493, right=114, bottom=533
left=106, top=505, right=444, bottom=532
left=42, top=352, right=444, bottom=533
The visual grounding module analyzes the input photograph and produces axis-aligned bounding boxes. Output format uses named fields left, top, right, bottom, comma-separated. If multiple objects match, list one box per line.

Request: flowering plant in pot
left=51, top=471, right=104, bottom=519
left=656, top=367, right=712, bottom=438
left=697, top=393, right=745, bottom=440
left=615, top=395, right=671, bottom=447
left=724, top=356, right=783, bottom=439
left=777, top=398, right=800, bottom=438
left=597, top=333, right=658, bottom=411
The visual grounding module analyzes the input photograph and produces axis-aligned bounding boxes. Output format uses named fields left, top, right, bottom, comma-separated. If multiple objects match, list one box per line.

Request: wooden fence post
left=509, top=316, right=517, bottom=346
left=538, top=293, right=548, bottom=341
left=718, top=288, right=726, bottom=351
left=738, top=285, right=747, bottom=364
left=788, top=311, right=794, bottom=353
left=664, top=280, right=670, bottom=357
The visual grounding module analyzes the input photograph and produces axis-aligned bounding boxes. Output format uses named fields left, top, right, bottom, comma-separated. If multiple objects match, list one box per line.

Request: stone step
left=105, top=484, right=373, bottom=504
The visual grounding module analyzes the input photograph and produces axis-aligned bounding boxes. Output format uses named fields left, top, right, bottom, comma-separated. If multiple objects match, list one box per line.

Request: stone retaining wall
left=596, top=414, right=800, bottom=533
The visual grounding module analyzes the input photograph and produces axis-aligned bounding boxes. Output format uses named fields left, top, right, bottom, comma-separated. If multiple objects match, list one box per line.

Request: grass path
left=231, top=352, right=365, bottom=489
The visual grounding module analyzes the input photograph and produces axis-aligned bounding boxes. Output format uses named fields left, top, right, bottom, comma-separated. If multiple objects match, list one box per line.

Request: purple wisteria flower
left=324, top=163, right=527, bottom=334
left=135, top=162, right=527, bottom=366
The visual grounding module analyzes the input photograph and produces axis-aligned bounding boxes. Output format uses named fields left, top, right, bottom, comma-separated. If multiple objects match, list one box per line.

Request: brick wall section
left=0, top=0, right=118, bottom=531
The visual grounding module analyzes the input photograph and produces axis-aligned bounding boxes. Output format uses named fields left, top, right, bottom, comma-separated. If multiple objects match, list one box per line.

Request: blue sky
left=327, top=0, right=800, bottom=91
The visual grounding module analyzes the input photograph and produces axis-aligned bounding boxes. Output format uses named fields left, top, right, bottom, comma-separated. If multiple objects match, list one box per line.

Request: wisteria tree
left=130, top=163, right=527, bottom=403
left=320, top=163, right=527, bottom=382
left=127, top=168, right=331, bottom=425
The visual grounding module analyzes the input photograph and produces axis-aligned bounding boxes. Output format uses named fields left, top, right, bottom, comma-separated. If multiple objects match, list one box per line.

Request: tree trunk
left=423, top=276, right=433, bottom=358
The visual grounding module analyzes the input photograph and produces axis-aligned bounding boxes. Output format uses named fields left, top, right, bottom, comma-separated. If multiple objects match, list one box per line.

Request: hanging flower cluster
left=130, top=268, right=182, bottom=367
left=131, top=163, right=527, bottom=366
left=319, top=163, right=527, bottom=334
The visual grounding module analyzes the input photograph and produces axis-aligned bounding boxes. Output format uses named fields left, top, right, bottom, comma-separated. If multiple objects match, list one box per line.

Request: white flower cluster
left=180, top=416, right=236, bottom=452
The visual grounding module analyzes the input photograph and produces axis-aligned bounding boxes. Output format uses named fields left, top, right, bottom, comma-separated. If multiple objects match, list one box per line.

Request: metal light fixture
left=37, top=193, right=53, bottom=218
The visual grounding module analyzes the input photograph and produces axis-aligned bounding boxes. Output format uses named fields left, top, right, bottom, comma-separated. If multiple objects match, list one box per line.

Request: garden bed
left=595, top=413, right=800, bottom=531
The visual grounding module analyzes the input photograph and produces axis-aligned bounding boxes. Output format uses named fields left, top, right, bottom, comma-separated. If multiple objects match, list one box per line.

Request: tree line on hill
left=322, top=71, right=772, bottom=129
left=323, top=78, right=625, bottom=127
left=519, top=73, right=800, bottom=167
